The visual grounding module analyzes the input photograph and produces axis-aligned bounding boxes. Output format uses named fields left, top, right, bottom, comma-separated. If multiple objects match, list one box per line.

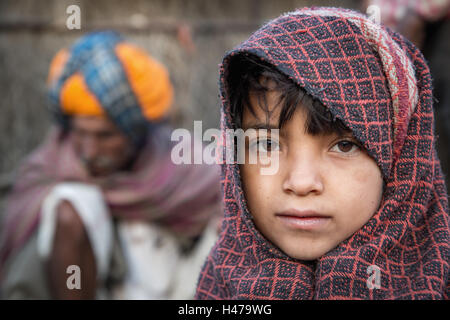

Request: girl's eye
left=249, top=138, right=280, bottom=153
left=261, top=139, right=280, bottom=152
left=331, top=140, right=360, bottom=154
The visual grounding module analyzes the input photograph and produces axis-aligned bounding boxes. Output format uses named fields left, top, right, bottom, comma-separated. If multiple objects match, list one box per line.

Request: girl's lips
left=276, top=215, right=331, bottom=230
left=276, top=210, right=331, bottom=230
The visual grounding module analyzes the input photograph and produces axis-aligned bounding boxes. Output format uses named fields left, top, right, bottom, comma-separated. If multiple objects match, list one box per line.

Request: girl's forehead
left=243, top=89, right=354, bottom=137
left=243, top=92, right=282, bottom=126
left=243, top=103, right=353, bottom=140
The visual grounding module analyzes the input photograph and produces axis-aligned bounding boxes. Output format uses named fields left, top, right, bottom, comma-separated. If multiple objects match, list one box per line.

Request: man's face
left=71, top=116, right=134, bottom=177
left=239, top=89, right=384, bottom=261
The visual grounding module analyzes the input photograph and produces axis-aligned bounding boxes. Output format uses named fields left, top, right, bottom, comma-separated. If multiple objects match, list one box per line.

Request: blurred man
left=0, top=31, right=221, bottom=299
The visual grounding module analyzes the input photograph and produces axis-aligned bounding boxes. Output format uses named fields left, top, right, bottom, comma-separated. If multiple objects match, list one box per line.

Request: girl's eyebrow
left=335, top=131, right=355, bottom=138
left=242, top=122, right=278, bottom=130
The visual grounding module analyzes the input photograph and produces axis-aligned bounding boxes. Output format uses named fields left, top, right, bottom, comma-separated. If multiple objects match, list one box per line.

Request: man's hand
left=47, top=200, right=97, bottom=299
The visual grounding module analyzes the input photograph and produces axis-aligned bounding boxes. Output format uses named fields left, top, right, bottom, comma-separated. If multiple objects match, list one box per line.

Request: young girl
left=196, top=7, right=449, bottom=299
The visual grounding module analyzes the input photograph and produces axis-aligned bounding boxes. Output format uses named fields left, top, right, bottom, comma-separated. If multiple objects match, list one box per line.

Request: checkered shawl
left=196, top=7, right=450, bottom=299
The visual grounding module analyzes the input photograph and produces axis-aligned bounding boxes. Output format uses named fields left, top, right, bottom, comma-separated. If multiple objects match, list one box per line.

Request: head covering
left=47, top=31, right=174, bottom=146
left=196, top=7, right=449, bottom=299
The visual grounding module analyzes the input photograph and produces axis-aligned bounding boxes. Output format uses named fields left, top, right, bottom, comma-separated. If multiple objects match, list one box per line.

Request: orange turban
left=47, top=31, right=173, bottom=144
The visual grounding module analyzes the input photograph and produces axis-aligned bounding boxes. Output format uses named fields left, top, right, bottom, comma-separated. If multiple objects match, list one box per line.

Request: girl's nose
left=282, top=151, right=324, bottom=197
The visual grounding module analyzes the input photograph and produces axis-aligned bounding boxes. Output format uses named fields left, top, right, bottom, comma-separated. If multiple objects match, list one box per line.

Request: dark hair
left=227, top=53, right=349, bottom=136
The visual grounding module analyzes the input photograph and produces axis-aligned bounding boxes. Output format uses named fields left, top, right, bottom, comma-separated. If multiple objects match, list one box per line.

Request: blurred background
left=0, top=0, right=449, bottom=211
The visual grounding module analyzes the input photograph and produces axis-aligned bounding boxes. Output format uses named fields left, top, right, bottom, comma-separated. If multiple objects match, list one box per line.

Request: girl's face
left=239, top=90, right=384, bottom=260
